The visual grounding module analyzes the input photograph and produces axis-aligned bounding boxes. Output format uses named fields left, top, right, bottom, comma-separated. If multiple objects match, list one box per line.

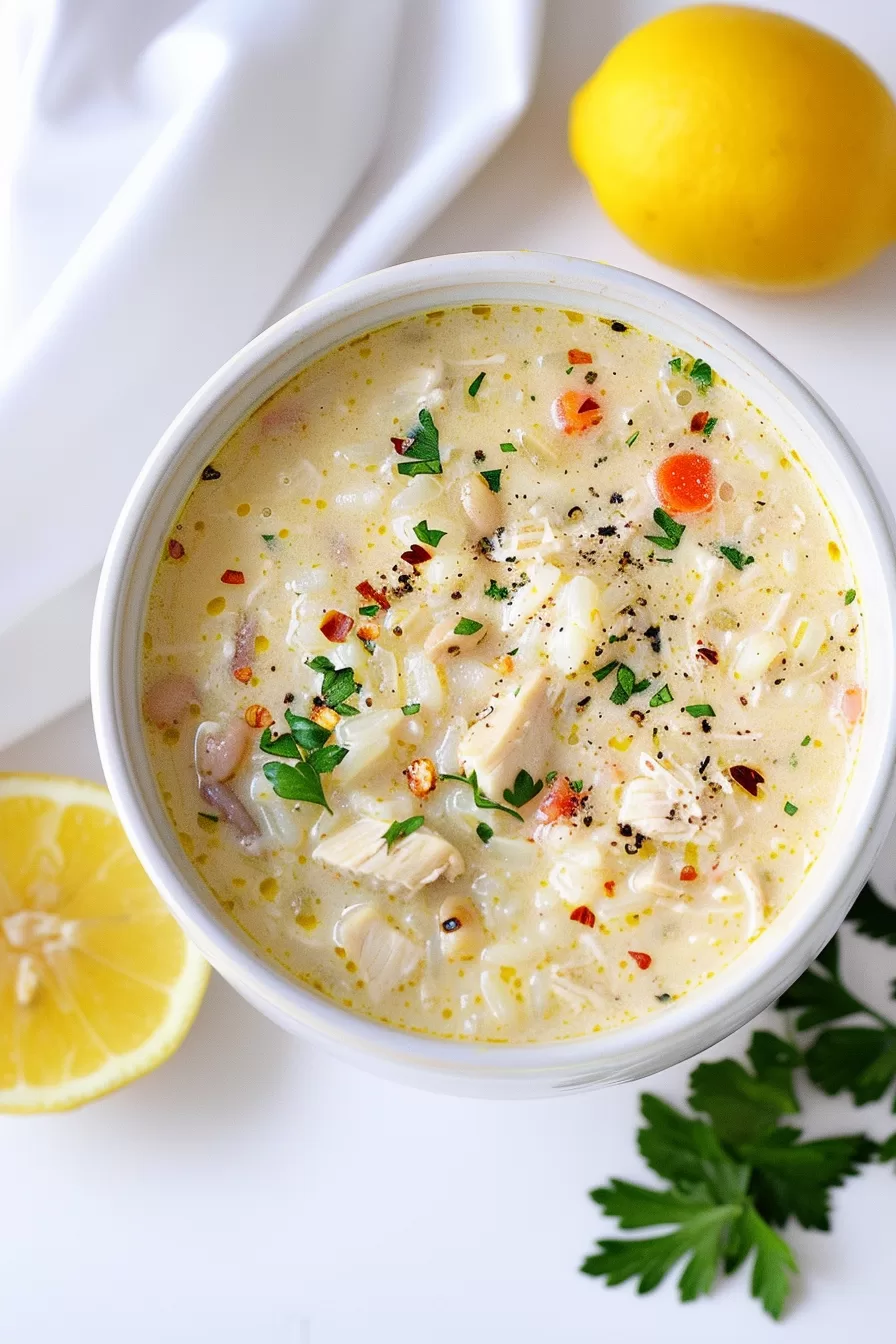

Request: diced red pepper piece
left=536, top=775, right=579, bottom=822
left=654, top=453, right=714, bottom=515
left=356, top=580, right=390, bottom=610
left=680, top=865, right=697, bottom=882
left=570, top=905, right=596, bottom=927
left=628, top=950, right=652, bottom=970
left=320, top=610, right=354, bottom=643
left=568, top=348, right=593, bottom=364
left=690, top=410, right=710, bottom=433
left=221, top=569, right=245, bottom=584
left=400, top=544, right=432, bottom=567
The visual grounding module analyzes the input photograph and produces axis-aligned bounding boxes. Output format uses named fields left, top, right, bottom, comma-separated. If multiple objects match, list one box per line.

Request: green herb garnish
left=784, top=801, right=798, bottom=816
left=413, top=520, right=446, bottom=549
left=382, top=815, right=425, bottom=850
left=668, top=356, right=682, bottom=373
left=625, top=431, right=640, bottom=448
left=401, top=703, right=421, bottom=716
left=608, top=665, right=649, bottom=705
left=571, top=780, right=584, bottom=793
left=260, top=709, right=349, bottom=811
left=262, top=760, right=332, bottom=810
left=480, top=468, right=502, bottom=493
left=440, top=770, right=523, bottom=821
left=690, top=358, right=713, bottom=391
left=396, top=408, right=442, bottom=477
left=844, top=589, right=856, bottom=605
left=261, top=533, right=275, bottom=544
left=484, top=579, right=510, bottom=601
left=703, top=416, right=718, bottom=436
left=358, top=604, right=380, bottom=618
left=685, top=703, right=715, bottom=718
left=650, top=685, right=673, bottom=707
left=468, top=371, right=486, bottom=398
left=801, top=736, right=811, bottom=747
left=476, top=822, right=494, bottom=844
left=594, top=660, right=619, bottom=682
left=646, top=508, right=685, bottom=551
left=305, top=655, right=361, bottom=716
left=719, top=545, right=755, bottom=571
left=502, top=769, right=543, bottom=808
left=500, top=442, right=517, bottom=453
left=454, top=617, right=483, bottom=636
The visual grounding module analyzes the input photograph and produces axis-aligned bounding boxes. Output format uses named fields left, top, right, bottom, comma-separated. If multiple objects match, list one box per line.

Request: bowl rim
left=91, top=250, right=896, bottom=1084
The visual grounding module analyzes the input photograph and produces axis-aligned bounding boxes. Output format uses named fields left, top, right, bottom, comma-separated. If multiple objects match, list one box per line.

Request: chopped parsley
left=609, top=665, right=650, bottom=706
left=502, top=769, right=544, bottom=808
left=401, top=703, right=421, bottom=716
left=649, top=684, right=673, bottom=707
left=668, top=356, right=682, bottom=373
left=413, top=519, right=446, bottom=548
left=500, top=441, right=517, bottom=453
left=261, top=533, right=275, bottom=544
left=594, top=660, right=619, bottom=682
left=260, top=708, right=348, bottom=812
left=704, top=416, right=718, bottom=436
left=784, top=801, right=799, bottom=816
left=358, top=604, right=380, bottom=618
left=484, top=579, right=510, bottom=601
left=844, top=589, right=856, bottom=605
left=305, top=655, right=361, bottom=716
left=396, top=408, right=442, bottom=477
left=646, top=508, right=685, bottom=551
left=476, top=822, right=494, bottom=844
left=382, top=815, right=425, bottom=850
left=690, top=358, right=713, bottom=391
left=625, top=430, right=640, bottom=448
left=480, top=468, right=502, bottom=493
left=571, top=780, right=584, bottom=793
left=719, top=545, right=755, bottom=570
left=440, top=770, right=524, bottom=821
left=454, top=617, right=483, bottom=636
left=468, top=371, right=486, bottom=398
left=685, top=703, right=715, bottom=718
left=801, top=735, right=811, bottom=747
left=198, top=812, right=218, bottom=823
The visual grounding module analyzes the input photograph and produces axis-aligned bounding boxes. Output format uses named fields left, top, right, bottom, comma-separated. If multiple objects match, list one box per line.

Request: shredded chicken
left=458, top=669, right=551, bottom=799
left=618, top=753, right=721, bottom=846
left=312, top=817, right=464, bottom=894
left=337, top=905, right=421, bottom=999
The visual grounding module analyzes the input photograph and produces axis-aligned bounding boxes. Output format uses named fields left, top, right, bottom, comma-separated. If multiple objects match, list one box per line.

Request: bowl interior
left=93, top=253, right=896, bottom=1087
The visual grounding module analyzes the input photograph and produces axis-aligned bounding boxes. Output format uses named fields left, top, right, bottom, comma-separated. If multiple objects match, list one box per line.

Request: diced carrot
left=567, top=348, right=593, bottom=365
left=654, top=453, right=714, bottom=515
left=552, top=389, right=603, bottom=435
left=220, top=569, right=245, bottom=584
left=841, top=686, right=864, bottom=725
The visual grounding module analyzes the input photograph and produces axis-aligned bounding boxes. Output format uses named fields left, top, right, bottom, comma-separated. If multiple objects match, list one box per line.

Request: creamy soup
left=142, top=304, right=863, bottom=1043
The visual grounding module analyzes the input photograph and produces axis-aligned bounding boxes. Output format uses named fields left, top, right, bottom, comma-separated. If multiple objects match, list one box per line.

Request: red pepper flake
left=356, top=580, right=390, bottom=610
left=400, top=544, right=432, bottom=568
left=696, top=644, right=719, bottom=665
left=167, top=538, right=185, bottom=560
left=578, top=396, right=600, bottom=414
left=570, top=905, right=596, bottom=928
left=391, top=436, right=410, bottom=454
left=628, top=950, right=652, bottom=970
left=568, top=348, right=593, bottom=365
left=320, top=610, right=354, bottom=643
left=233, top=666, right=252, bottom=684
left=680, top=864, right=698, bottom=882
left=220, top=569, right=245, bottom=585
left=690, top=410, right=710, bottom=433
left=729, top=765, right=765, bottom=797
left=603, top=880, right=616, bottom=896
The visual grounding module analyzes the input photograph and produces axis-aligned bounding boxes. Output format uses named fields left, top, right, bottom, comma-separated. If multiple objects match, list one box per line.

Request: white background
left=1, top=2, right=895, bottom=1339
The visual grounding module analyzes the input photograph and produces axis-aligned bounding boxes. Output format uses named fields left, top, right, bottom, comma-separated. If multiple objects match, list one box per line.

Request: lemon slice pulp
left=0, top=774, right=208, bottom=1112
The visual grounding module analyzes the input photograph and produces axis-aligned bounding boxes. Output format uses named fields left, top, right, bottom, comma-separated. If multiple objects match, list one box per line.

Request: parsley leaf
left=454, top=617, right=483, bottom=636
left=646, top=507, right=685, bottom=551
left=358, top=604, right=380, bottom=618
left=625, top=430, right=639, bottom=447
left=480, top=468, right=502, bottom=493
left=594, top=660, right=619, bottom=682
left=668, top=356, right=682, bottom=373
left=284, top=710, right=331, bottom=751
left=685, top=703, right=715, bottom=718
left=262, top=760, right=331, bottom=811
left=306, top=657, right=361, bottom=716
left=467, top=371, right=486, bottom=398
left=719, top=545, right=755, bottom=570
left=258, top=727, right=301, bottom=758
left=844, top=588, right=856, bottom=605
left=396, top=408, right=442, bottom=477
left=413, top=519, right=446, bottom=548
left=476, top=822, right=493, bottom=844
left=502, top=769, right=543, bottom=808
left=440, top=770, right=523, bottom=821
left=690, top=358, right=713, bottom=391
left=484, top=579, right=510, bottom=601
left=688, top=1033, right=800, bottom=1146
left=260, top=707, right=347, bottom=811
left=401, top=702, right=420, bottom=716
left=743, top=1130, right=873, bottom=1232
left=704, top=415, right=718, bottom=436
left=649, top=684, right=673, bottom=707
left=382, top=815, right=425, bottom=850
left=500, top=441, right=517, bottom=453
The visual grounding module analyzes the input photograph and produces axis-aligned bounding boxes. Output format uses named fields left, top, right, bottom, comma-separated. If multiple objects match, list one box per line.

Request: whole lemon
left=570, top=5, right=896, bottom=288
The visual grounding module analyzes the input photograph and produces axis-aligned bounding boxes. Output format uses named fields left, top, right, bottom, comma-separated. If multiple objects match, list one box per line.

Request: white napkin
left=0, top=0, right=543, bottom=749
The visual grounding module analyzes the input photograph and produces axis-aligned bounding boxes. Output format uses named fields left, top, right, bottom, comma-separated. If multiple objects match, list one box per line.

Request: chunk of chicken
left=618, top=753, right=721, bottom=845
left=337, top=905, right=421, bottom=1000
left=312, top=817, right=464, bottom=895
left=457, top=669, right=551, bottom=799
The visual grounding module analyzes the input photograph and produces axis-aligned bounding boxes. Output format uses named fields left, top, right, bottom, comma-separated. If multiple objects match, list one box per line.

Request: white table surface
left=2, top=2, right=894, bottom=1339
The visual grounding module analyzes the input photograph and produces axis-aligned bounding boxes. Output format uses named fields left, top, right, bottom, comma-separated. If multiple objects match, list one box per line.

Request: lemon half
left=0, top=774, right=208, bottom=1113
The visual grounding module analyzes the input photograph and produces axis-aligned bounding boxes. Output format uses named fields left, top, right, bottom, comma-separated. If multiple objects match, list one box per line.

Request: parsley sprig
left=646, top=508, right=685, bottom=551
left=582, top=1031, right=871, bottom=1319
left=440, top=769, right=529, bottom=821
left=305, top=655, right=361, bottom=717
left=260, top=709, right=348, bottom=812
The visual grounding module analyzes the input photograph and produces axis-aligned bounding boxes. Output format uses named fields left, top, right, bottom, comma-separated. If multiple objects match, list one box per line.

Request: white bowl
left=92, top=252, right=896, bottom=1098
